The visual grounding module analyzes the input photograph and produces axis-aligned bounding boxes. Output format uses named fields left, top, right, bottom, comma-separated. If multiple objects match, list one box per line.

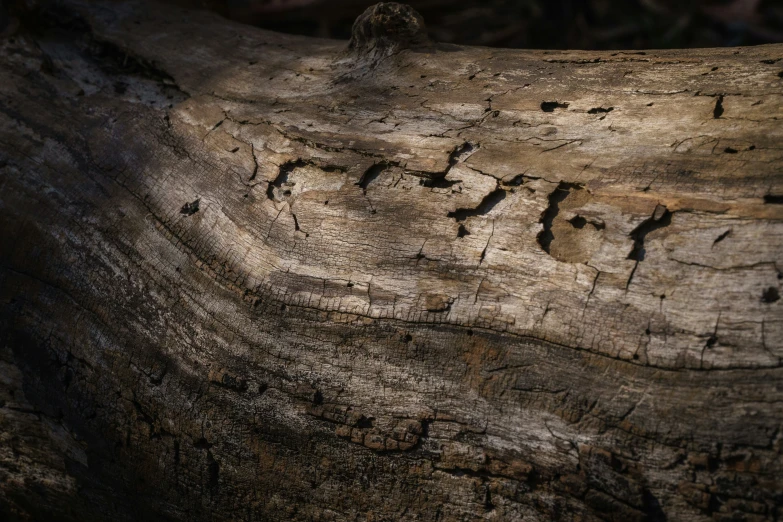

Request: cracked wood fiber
left=1, top=1, right=783, bottom=520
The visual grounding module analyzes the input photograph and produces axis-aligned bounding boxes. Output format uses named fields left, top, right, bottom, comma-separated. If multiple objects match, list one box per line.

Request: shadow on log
left=1, top=1, right=782, bottom=520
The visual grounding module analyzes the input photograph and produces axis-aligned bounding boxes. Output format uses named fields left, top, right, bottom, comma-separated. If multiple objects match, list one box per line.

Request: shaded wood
left=1, top=1, right=782, bottom=520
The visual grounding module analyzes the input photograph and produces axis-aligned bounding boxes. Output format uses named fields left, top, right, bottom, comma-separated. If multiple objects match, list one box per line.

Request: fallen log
left=1, top=1, right=782, bottom=520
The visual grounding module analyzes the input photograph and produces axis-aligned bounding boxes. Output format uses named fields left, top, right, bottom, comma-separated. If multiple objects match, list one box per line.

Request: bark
left=1, top=1, right=782, bottom=520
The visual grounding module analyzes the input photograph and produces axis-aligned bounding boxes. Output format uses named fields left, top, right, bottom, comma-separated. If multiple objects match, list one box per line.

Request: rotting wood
left=1, top=1, right=782, bottom=520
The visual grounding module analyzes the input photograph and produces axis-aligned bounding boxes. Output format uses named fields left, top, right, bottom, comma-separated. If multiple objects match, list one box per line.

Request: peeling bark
left=1, top=1, right=783, bottom=521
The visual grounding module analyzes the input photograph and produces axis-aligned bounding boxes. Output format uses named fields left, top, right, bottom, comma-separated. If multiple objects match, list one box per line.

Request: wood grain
left=1, top=2, right=782, bottom=520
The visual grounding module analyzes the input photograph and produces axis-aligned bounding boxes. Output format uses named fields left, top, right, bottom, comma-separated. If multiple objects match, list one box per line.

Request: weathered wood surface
left=1, top=1, right=782, bottom=520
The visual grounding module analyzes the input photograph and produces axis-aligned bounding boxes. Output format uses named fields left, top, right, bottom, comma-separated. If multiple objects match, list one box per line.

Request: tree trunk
left=1, top=1, right=782, bottom=520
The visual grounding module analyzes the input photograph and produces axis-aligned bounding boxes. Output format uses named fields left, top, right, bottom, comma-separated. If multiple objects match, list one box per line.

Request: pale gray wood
left=1, top=1, right=782, bottom=520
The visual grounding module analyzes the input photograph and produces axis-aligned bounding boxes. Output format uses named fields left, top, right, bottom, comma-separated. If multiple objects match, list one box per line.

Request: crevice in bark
left=484, top=486, right=495, bottom=512
left=504, top=173, right=536, bottom=186
left=627, top=205, right=673, bottom=262
left=291, top=212, right=306, bottom=236
left=537, top=182, right=582, bottom=254
left=193, top=438, right=213, bottom=450
left=713, top=229, right=731, bottom=246
left=541, top=101, right=569, bottom=112
left=420, top=177, right=463, bottom=189
left=762, top=287, right=780, bottom=303
left=625, top=205, right=672, bottom=289
left=713, top=95, right=725, bottom=118
left=447, top=188, right=505, bottom=222
left=207, top=451, right=220, bottom=496
left=568, top=215, right=604, bottom=231
left=479, top=221, right=495, bottom=265
left=180, top=199, right=200, bottom=216
left=420, top=141, right=477, bottom=188
left=268, top=160, right=303, bottom=201
left=356, top=162, right=387, bottom=192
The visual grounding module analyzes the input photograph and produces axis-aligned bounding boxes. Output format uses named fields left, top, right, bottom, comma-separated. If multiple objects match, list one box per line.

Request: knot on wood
left=349, top=2, right=428, bottom=55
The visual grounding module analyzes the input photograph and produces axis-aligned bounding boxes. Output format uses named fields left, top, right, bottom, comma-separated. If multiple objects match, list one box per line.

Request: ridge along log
left=1, top=1, right=782, bottom=520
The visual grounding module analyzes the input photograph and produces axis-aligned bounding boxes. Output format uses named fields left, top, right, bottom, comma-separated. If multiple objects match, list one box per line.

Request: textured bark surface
left=1, top=1, right=783, bottom=520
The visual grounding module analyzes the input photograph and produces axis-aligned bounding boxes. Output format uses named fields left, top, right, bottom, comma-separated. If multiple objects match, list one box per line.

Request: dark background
left=197, top=0, right=782, bottom=49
